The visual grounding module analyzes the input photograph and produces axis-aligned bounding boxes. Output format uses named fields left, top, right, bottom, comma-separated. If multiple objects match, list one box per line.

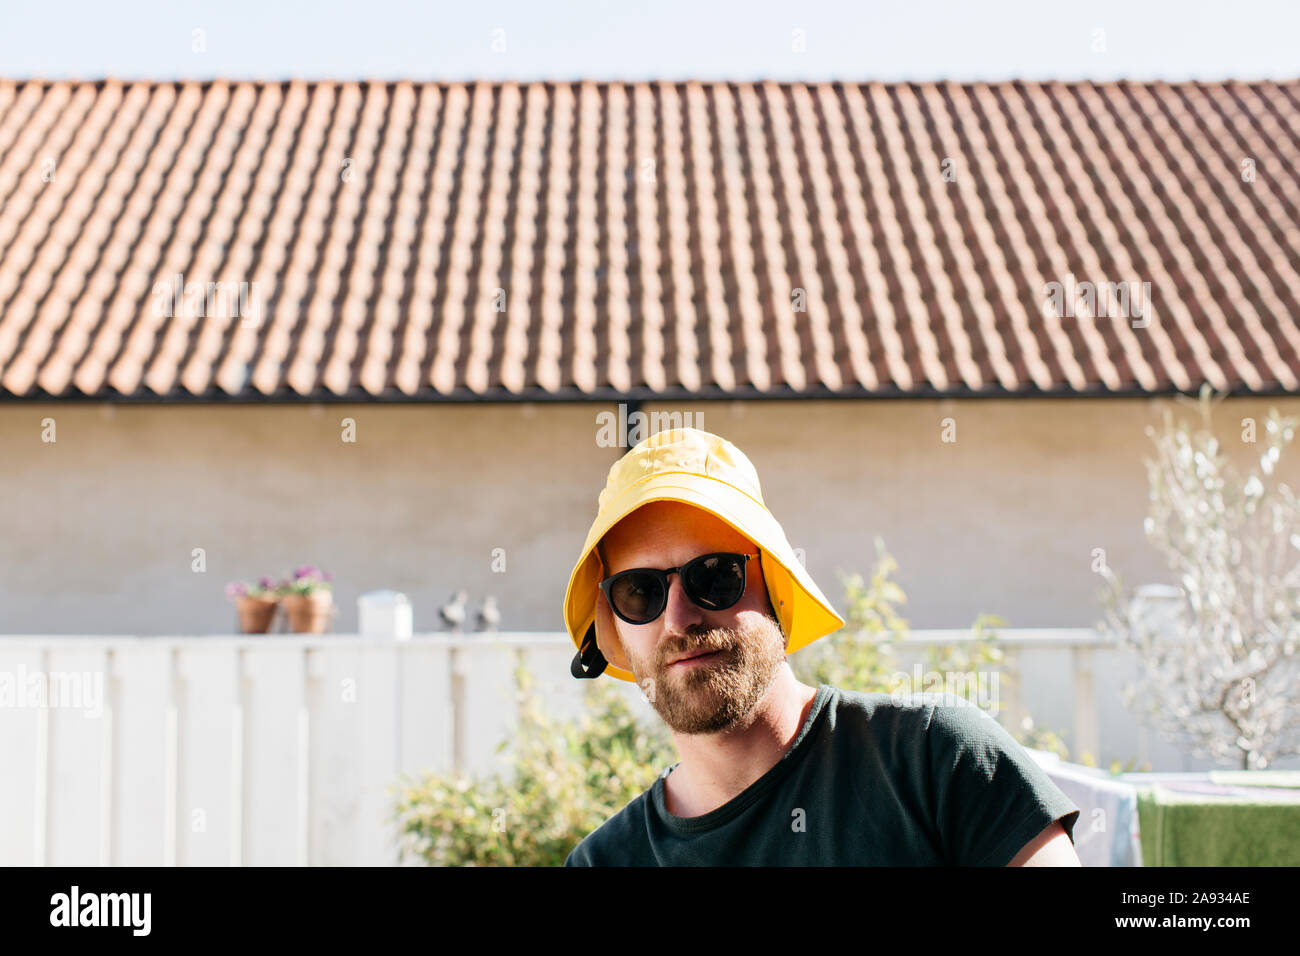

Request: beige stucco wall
left=1, top=395, right=1297, bottom=637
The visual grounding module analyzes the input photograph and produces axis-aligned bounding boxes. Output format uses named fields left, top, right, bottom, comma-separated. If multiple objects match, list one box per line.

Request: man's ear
left=594, top=590, right=633, bottom=673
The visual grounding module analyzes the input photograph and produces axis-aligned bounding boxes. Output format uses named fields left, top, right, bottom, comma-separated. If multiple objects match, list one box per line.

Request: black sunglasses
left=598, top=552, right=757, bottom=626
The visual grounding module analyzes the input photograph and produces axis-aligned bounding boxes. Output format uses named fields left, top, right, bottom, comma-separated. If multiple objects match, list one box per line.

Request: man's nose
left=660, top=573, right=705, bottom=636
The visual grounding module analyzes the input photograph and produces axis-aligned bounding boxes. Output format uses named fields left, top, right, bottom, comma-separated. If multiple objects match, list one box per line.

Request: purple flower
left=225, top=581, right=248, bottom=599
left=258, top=575, right=277, bottom=590
left=278, top=565, right=333, bottom=596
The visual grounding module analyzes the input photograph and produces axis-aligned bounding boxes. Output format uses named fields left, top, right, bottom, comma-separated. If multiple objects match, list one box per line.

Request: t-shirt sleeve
left=563, top=842, right=591, bottom=866
left=924, top=701, right=1081, bottom=866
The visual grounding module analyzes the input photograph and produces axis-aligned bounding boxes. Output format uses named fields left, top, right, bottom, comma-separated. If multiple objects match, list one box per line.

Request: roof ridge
left=2, top=77, right=1300, bottom=91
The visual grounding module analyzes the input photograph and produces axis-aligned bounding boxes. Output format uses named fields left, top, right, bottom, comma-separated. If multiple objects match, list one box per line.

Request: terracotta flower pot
left=282, top=591, right=335, bottom=634
left=236, top=595, right=279, bottom=634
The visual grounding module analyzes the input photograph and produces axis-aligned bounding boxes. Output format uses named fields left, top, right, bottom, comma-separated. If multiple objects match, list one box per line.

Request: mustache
left=658, top=626, right=742, bottom=666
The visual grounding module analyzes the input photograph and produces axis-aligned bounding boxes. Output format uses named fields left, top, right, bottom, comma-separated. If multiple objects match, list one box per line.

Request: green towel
left=1136, top=785, right=1300, bottom=866
left=1208, top=770, right=1300, bottom=789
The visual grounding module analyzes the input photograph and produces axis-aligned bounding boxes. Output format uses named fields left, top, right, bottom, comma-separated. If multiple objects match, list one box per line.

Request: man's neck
left=663, top=667, right=819, bottom=818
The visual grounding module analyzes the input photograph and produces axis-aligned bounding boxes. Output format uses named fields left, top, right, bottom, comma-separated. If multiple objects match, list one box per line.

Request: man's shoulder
left=824, top=684, right=947, bottom=728
left=828, top=684, right=997, bottom=717
left=562, top=781, right=659, bottom=867
left=823, top=685, right=1007, bottom=753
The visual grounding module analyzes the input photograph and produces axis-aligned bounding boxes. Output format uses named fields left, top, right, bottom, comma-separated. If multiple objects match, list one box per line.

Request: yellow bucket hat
left=564, top=427, right=846, bottom=681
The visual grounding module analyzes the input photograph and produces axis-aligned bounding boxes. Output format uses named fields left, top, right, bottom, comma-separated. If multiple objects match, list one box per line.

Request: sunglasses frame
left=598, top=551, right=758, bottom=626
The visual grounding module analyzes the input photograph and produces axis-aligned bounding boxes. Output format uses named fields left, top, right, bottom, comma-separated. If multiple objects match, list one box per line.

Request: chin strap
left=570, top=623, right=608, bottom=679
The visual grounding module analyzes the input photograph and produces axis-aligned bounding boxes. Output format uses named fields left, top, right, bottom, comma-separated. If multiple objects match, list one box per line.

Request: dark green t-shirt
left=563, top=683, right=1080, bottom=866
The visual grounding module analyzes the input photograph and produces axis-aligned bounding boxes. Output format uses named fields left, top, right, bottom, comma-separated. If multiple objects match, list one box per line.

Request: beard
left=627, top=612, right=789, bottom=735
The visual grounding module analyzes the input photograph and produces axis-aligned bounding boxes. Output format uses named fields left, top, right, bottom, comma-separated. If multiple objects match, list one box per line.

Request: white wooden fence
left=1, top=629, right=1292, bottom=865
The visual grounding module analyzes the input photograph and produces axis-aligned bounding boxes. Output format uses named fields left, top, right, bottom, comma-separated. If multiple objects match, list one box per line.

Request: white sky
left=0, top=0, right=1296, bottom=82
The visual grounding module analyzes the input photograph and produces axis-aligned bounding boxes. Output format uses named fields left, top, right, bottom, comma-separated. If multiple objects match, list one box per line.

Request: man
left=563, top=427, right=1081, bottom=866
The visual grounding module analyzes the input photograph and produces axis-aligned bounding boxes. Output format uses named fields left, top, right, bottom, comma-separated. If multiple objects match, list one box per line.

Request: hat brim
left=564, top=473, right=846, bottom=682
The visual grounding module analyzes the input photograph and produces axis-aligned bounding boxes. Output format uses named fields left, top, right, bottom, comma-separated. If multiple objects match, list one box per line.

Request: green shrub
left=391, top=652, right=675, bottom=866
left=789, top=536, right=909, bottom=692
left=790, top=535, right=1005, bottom=701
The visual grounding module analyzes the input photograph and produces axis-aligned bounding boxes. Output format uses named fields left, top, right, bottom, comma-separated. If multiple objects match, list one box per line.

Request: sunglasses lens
left=684, top=554, right=746, bottom=609
left=609, top=572, right=665, bottom=623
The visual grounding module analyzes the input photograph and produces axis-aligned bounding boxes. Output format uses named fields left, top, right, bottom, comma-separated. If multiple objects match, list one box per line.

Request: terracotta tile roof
left=0, top=78, right=1298, bottom=401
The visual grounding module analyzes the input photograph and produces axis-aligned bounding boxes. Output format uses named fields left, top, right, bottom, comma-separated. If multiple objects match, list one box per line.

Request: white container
left=358, top=589, right=413, bottom=640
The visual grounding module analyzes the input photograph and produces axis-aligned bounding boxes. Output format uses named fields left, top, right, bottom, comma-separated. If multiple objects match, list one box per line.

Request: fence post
left=998, top=645, right=1023, bottom=738
left=100, top=646, right=117, bottom=866
left=1071, top=644, right=1099, bottom=764
left=297, top=645, right=311, bottom=867
left=33, top=647, right=49, bottom=867
left=230, top=647, right=246, bottom=867
left=449, top=644, right=467, bottom=774
left=164, top=646, right=179, bottom=866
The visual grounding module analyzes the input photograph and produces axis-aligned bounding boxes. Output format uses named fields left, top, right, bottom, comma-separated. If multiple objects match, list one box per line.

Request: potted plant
left=225, top=576, right=281, bottom=634
left=278, top=565, right=336, bottom=634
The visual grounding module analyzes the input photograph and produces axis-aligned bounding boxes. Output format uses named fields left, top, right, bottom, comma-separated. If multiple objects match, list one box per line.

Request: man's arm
left=922, top=700, right=1082, bottom=865
left=1006, top=820, right=1081, bottom=867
